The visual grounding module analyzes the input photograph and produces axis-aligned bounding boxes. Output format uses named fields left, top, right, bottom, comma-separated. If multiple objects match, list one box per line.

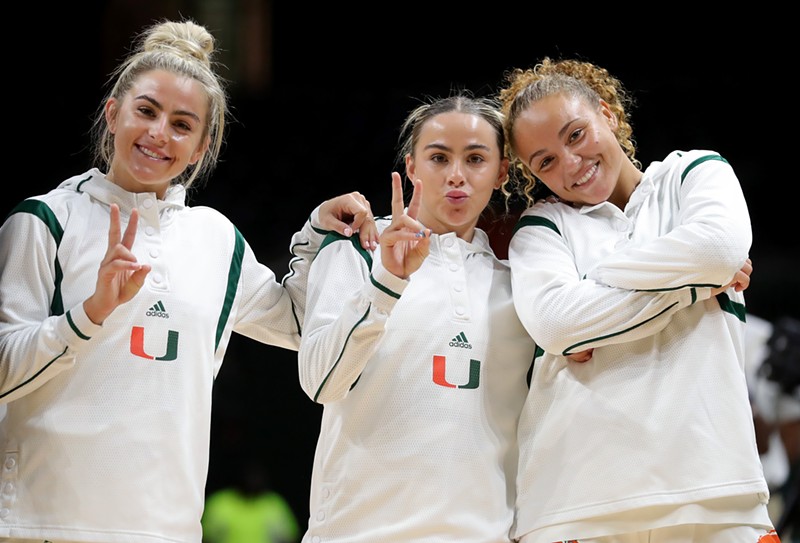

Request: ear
left=105, top=99, right=118, bottom=134
left=189, top=135, right=210, bottom=166
left=496, top=157, right=510, bottom=190
left=598, top=99, right=618, bottom=130
left=404, top=153, right=415, bottom=181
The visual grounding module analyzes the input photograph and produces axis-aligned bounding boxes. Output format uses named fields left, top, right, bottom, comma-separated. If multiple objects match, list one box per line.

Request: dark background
left=8, top=1, right=796, bottom=532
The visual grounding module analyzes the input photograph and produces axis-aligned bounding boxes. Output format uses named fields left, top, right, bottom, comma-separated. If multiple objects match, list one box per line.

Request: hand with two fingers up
left=83, top=204, right=152, bottom=325
left=379, top=172, right=430, bottom=280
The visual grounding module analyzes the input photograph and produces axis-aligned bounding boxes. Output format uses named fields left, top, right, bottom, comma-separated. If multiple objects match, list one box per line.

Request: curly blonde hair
left=497, top=57, right=640, bottom=207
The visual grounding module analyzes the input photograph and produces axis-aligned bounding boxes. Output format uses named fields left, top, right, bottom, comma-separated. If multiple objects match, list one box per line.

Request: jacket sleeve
left=298, top=234, right=408, bottom=403
left=0, top=205, right=102, bottom=403
left=234, top=204, right=355, bottom=349
left=509, top=216, right=710, bottom=357
left=280, top=205, right=334, bottom=332
left=589, top=151, right=752, bottom=291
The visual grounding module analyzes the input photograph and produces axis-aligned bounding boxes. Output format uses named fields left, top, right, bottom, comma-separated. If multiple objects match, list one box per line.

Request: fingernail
left=344, top=227, right=352, bottom=236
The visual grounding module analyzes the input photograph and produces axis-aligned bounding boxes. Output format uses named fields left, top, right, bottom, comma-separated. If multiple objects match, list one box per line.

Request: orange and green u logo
left=130, top=326, right=179, bottom=361
left=432, top=355, right=480, bottom=389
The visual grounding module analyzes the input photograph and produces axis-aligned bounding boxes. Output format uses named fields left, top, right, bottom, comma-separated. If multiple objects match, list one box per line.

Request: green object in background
left=202, top=487, right=299, bottom=543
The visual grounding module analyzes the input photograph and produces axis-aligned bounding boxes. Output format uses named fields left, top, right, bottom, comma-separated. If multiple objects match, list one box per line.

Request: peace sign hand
left=379, top=172, right=430, bottom=280
left=83, top=204, right=152, bottom=325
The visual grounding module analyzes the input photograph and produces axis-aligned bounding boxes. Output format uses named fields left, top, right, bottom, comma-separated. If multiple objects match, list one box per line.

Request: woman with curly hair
left=498, top=57, right=776, bottom=542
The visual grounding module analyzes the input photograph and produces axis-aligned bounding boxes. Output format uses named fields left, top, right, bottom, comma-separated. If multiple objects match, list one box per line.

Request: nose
left=148, top=116, right=169, bottom=145
left=447, top=162, right=465, bottom=186
left=564, top=151, right=582, bottom=172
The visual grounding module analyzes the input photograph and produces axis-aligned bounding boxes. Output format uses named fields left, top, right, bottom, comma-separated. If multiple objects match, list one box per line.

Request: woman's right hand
left=379, top=172, right=430, bottom=279
left=83, top=204, right=151, bottom=325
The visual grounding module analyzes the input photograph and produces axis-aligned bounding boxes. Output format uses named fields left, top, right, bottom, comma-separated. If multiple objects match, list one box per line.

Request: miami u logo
left=130, top=326, right=180, bottom=361
left=432, top=355, right=480, bottom=389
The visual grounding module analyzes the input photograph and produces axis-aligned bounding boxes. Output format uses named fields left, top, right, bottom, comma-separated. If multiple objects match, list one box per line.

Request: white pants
left=520, top=525, right=781, bottom=543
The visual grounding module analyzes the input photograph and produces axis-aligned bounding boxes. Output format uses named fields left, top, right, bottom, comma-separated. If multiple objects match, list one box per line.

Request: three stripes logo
left=449, top=331, right=472, bottom=349
left=146, top=300, right=170, bottom=318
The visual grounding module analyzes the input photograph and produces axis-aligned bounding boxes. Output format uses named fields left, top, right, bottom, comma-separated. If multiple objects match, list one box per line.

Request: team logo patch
left=130, top=326, right=180, bottom=361
left=432, top=355, right=480, bottom=389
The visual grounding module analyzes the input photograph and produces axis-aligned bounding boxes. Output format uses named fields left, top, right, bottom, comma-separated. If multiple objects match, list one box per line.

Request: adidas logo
left=146, top=300, right=170, bottom=319
left=449, top=331, right=472, bottom=349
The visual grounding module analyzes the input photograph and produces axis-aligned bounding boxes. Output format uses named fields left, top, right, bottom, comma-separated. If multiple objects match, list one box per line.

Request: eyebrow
left=136, top=94, right=202, bottom=123
left=424, top=142, right=492, bottom=152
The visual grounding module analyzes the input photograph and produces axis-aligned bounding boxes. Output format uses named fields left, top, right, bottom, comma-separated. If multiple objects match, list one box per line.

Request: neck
left=608, top=161, right=642, bottom=210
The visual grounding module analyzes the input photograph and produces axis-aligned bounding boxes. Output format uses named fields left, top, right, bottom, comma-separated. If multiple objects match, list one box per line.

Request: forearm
left=1, top=304, right=100, bottom=403
left=299, top=246, right=406, bottom=402
left=592, top=153, right=752, bottom=291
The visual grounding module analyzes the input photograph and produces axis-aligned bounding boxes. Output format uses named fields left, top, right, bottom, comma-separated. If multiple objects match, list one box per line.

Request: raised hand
left=83, top=204, right=151, bottom=325
left=318, top=191, right=379, bottom=250
left=379, top=172, right=430, bottom=280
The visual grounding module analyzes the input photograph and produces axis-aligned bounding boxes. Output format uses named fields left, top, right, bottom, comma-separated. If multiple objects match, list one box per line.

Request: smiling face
left=405, top=111, right=508, bottom=240
left=511, top=92, right=635, bottom=209
left=105, top=69, right=209, bottom=198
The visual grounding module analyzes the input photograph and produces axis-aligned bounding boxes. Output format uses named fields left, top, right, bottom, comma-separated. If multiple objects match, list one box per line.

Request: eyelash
left=137, top=107, right=192, bottom=131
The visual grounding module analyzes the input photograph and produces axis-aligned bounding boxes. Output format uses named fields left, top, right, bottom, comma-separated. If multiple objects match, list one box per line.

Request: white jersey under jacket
left=297, top=223, right=536, bottom=543
left=0, top=169, right=323, bottom=542
left=509, top=150, right=773, bottom=540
